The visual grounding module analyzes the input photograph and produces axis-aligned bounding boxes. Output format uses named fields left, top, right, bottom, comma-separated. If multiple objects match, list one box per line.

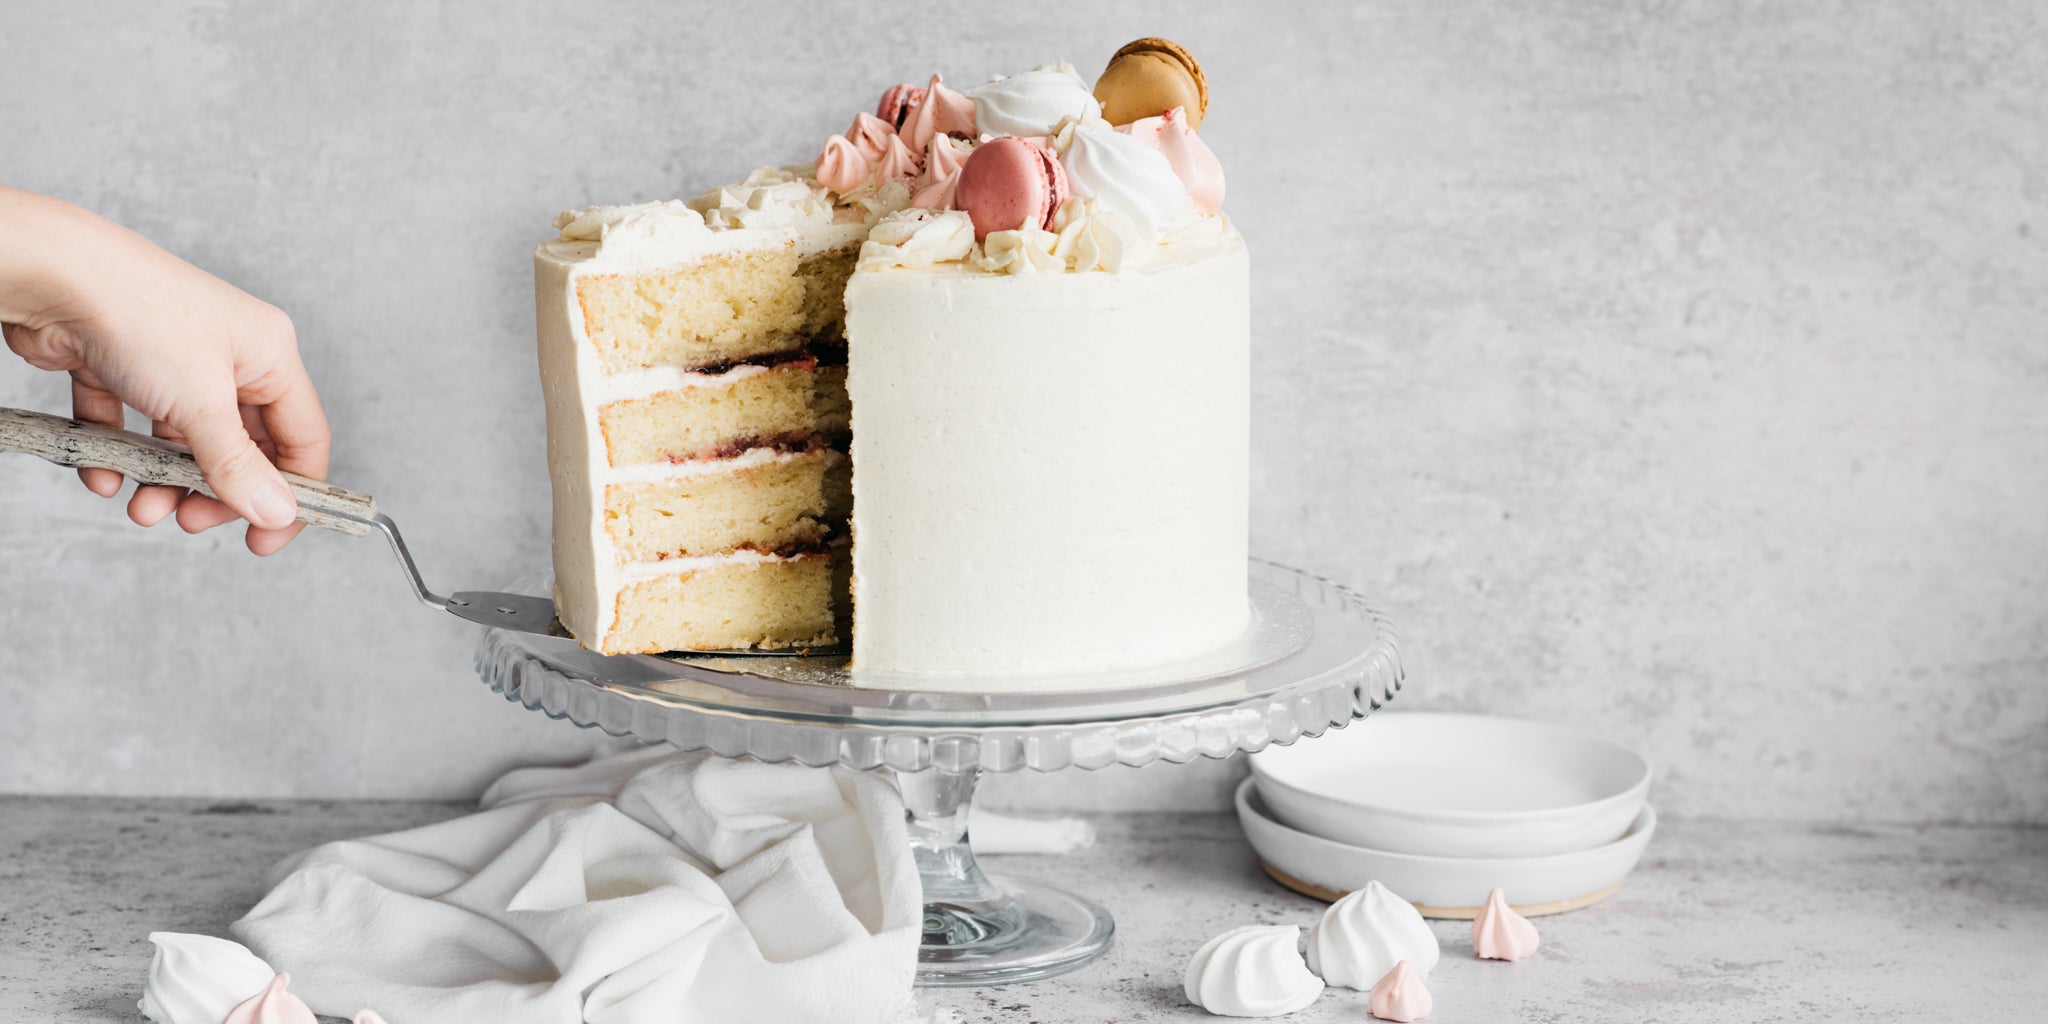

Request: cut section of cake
left=534, top=176, right=864, bottom=653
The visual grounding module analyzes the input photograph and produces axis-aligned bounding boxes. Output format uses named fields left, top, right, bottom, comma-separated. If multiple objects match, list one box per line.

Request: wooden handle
left=0, top=407, right=376, bottom=536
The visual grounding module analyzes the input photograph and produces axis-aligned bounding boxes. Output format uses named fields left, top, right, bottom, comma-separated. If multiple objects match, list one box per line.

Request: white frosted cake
left=534, top=39, right=1249, bottom=682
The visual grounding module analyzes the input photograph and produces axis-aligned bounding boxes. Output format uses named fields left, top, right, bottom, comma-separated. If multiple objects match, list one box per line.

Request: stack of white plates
left=1242, top=712, right=1656, bottom=918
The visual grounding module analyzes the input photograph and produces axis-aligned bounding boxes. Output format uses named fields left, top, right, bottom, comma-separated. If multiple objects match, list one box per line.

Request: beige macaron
left=1093, top=37, right=1209, bottom=129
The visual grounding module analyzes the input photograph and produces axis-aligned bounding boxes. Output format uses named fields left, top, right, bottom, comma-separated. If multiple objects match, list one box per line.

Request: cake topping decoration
left=898, top=73, right=977, bottom=154
left=1472, top=887, right=1541, bottom=961
left=1094, top=37, right=1209, bottom=128
left=222, top=973, right=317, bottom=1024
left=859, top=209, right=977, bottom=270
left=687, top=168, right=833, bottom=230
left=911, top=135, right=971, bottom=210
left=1183, top=924, right=1326, bottom=1018
left=964, top=67, right=1102, bottom=139
left=1049, top=197, right=1145, bottom=273
left=815, top=135, right=870, bottom=195
left=1059, top=120, right=1189, bottom=241
left=872, top=133, right=922, bottom=188
left=1368, top=961, right=1434, bottom=1022
left=876, top=82, right=925, bottom=128
left=974, top=225, right=1063, bottom=275
left=953, top=136, right=1068, bottom=241
left=1124, top=107, right=1225, bottom=214
left=1304, top=880, right=1442, bottom=990
left=844, top=111, right=899, bottom=164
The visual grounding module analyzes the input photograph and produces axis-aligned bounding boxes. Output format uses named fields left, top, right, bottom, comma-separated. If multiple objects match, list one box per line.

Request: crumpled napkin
left=230, top=747, right=919, bottom=1024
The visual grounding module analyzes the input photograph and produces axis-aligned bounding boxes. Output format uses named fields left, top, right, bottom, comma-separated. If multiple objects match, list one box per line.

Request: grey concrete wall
left=1, top=1, right=2041, bottom=822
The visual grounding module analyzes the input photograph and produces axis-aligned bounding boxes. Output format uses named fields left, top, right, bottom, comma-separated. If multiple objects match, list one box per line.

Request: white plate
left=1235, top=778, right=1656, bottom=918
left=1249, top=711, right=1651, bottom=857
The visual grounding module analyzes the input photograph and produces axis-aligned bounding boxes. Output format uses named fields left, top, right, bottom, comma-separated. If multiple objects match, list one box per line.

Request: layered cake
left=535, top=39, right=1249, bottom=680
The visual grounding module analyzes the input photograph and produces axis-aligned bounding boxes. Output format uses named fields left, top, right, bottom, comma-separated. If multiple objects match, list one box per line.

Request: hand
left=1, top=188, right=331, bottom=555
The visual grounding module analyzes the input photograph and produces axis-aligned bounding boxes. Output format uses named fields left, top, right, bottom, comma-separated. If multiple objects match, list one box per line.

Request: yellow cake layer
left=601, top=363, right=823, bottom=467
left=797, top=251, right=856, bottom=345
left=605, top=452, right=833, bottom=563
left=578, top=248, right=856, bottom=374
left=812, top=363, right=850, bottom=435
left=823, top=455, right=852, bottom=522
left=604, top=556, right=836, bottom=653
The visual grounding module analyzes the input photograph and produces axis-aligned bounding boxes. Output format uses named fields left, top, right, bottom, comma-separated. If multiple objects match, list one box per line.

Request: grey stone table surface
left=2, top=797, right=2044, bottom=1024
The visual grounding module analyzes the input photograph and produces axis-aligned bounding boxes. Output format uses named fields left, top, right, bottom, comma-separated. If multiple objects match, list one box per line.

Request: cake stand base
left=918, top=875, right=1113, bottom=985
left=900, top=768, right=1113, bottom=984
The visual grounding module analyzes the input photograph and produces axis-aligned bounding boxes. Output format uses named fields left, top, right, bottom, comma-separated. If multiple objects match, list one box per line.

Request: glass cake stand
left=472, top=559, right=1403, bottom=986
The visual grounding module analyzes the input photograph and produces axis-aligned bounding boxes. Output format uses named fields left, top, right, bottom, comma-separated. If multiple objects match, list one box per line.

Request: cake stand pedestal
left=473, top=560, right=1402, bottom=986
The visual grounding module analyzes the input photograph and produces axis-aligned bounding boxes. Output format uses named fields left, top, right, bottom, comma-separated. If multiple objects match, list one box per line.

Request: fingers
left=129, top=420, right=192, bottom=527
left=172, top=407, right=258, bottom=534
left=170, top=388, right=299, bottom=532
left=69, top=376, right=126, bottom=497
left=252, top=351, right=330, bottom=482
left=230, top=324, right=327, bottom=556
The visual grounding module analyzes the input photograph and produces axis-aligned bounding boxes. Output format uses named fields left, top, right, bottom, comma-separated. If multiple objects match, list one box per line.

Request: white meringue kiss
left=965, top=68, right=1101, bottom=138
left=138, top=932, right=276, bottom=1024
left=1305, top=880, right=1441, bottom=990
left=1059, top=122, right=1189, bottom=241
left=1184, top=924, right=1325, bottom=1017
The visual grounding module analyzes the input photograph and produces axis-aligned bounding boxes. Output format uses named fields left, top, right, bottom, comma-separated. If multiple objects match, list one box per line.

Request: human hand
left=0, top=188, right=331, bottom=555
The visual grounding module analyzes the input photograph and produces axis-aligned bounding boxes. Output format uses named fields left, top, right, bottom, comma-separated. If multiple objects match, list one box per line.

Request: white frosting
left=138, top=932, right=275, bottom=1024
left=1049, top=198, right=1147, bottom=273
left=1304, top=881, right=1442, bottom=990
left=688, top=166, right=836, bottom=230
left=1183, top=925, right=1325, bottom=1017
left=549, top=167, right=866, bottom=275
left=858, top=209, right=975, bottom=271
left=972, top=226, right=1064, bottom=276
left=965, top=68, right=1101, bottom=138
left=845, top=232, right=1250, bottom=680
left=1061, top=122, right=1191, bottom=241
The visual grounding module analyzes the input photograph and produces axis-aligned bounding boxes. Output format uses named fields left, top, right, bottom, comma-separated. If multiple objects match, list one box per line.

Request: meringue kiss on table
left=1472, top=886, right=1543, bottom=960
left=1367, top=960, right=1434, bottom=1023
left=1304, top=879, right=1442, bottom=990
left=222, top=973, right=316, bottom=1024
left=1184, top=924, right=1325, bottom=1017
left=138, top=932, right=276, bottom=1024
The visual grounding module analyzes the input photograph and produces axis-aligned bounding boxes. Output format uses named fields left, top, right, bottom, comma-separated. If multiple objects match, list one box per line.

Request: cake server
left=0, top=407, right=824, bottom=654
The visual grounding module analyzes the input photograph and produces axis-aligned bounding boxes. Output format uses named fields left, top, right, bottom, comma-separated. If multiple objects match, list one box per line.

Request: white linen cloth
left=231, top=747, right=919, bottom=1024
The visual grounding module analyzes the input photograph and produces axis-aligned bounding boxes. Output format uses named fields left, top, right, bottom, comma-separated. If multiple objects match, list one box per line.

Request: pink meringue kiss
left=844, top=111, right=899, bottom=164
left=873, top=133, right=922, bottom=187
left=899, top=73, right=977, bottom=153
left=877, top=82, right=927, bottom=128
left=1472, top=887, right=1541, bottom=961
left=1368, top=961, right=1433, bottom=1022
left=953, top=136, right=1067, bottom=241
left=352, top=1013, right=393, bottom=1024
left=224, top=973, right=316, bottom=1024
left=912, top=137, right=967, bottom=210
left=1124, top=106, right=1225, bottom=213
left=815, top=135, right=871, bottom=194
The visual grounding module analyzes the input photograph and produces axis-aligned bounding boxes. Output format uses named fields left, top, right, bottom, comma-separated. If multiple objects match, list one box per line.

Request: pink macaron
left=952, top=136, right=1069, bottom=242
left=876, top=82, right=926, bottom=128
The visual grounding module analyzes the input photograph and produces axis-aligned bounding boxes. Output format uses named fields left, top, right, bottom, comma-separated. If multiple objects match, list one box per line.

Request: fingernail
left=252, top=481, right=297, bottom=529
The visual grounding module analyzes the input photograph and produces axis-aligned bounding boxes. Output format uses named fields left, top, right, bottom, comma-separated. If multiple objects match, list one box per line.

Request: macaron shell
left=954, top=136, right=1062, bottom=241
left=1096, top=37, right=1208, bottom=128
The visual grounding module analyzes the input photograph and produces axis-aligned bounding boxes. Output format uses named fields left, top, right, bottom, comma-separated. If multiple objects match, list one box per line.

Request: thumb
left=174, top=397, right=298, bottom=530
